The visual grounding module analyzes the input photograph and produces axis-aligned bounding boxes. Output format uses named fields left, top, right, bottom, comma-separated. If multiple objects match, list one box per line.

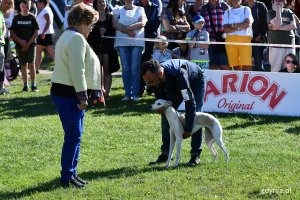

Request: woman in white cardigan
left=51, top=3, right=101, bottom=188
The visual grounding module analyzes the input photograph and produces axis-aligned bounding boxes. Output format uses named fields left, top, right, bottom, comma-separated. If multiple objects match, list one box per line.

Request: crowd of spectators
left=104, top=0, right=300, bottom=99
left=1, top=0, right=300, bottom=96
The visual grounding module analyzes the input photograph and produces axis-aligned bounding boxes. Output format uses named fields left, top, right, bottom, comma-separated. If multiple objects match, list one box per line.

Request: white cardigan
left=51, top=30, right=101, bottom=92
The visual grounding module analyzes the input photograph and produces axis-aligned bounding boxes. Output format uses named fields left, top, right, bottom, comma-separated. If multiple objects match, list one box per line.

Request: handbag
left=207, top=4, right=226, bottom=52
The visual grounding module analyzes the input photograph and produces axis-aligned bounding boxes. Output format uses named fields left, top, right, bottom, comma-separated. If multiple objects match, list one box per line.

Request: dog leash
left=174, top=108, right=185, bottom=128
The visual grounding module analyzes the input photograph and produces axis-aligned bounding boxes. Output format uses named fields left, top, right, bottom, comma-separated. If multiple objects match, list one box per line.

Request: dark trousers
left=160, top=72, right=206, bottom=157
left=252, top=45, right=264, bottom=71
left=140, top=41, right=155, bottom=96
left=51, top=94, right=85, bottom=181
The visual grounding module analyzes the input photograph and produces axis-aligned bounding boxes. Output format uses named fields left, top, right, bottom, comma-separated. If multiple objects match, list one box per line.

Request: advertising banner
left=178, top=70, right=300, bottom=116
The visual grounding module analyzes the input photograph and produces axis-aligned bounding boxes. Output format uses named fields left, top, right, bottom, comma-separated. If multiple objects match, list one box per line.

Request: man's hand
left=183, top=131, right=191, bottom=139
left=77, top=100, right=88, bottom=110
left=19, top=39, right=26, bottom=47
left=21, top=43, right=29, bottom=52
left=40, top=34, right=45, bottom=39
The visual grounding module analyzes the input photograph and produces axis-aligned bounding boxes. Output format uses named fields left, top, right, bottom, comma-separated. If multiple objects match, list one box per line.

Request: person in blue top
left=141, top=59, right=206, bottom=166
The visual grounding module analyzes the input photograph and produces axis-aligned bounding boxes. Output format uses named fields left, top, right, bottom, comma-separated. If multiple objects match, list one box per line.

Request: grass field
left=0, top=73, right=299, bottom=199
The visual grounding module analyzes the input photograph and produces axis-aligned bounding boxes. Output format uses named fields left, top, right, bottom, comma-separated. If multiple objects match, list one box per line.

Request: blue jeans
left=118, top=46, right=143, bottom=97
left=51, top=94, right=85, bottom=181
left=161, top=72, right=206, bottom=157
left=208, top=44, right=228, bottom=66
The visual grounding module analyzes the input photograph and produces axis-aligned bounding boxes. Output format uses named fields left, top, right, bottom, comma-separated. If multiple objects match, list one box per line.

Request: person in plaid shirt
left=200, top=0, right=229, bottom=70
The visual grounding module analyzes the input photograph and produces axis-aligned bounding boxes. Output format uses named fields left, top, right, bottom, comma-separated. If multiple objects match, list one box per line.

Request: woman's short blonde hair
left=154, top=35, right=169, bottom=49
left=68, top=3, right=99, bottom=27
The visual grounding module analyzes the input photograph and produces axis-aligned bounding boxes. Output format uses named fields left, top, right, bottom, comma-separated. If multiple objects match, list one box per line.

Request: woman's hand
left=127, top=30, right=136, bottom=37
left=40, top=34, right=45, bottom=39
left=77, top=100, right=88, bottom=110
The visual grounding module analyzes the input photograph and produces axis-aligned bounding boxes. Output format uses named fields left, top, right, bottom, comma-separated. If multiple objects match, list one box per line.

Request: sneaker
left=60, top=177, right=85, bottom=189
left=0, top=88, right=10, bottom=95
left=187, top=155, right=200, bottom=166
left=149, top=153, right=168, bottom=166
left=132, top=97, right=140, bottom=102
left=22, top=86, right=29, bottom=92
left=121, top=96, right=131, bottom=101
left=31, top=86, right=39, bottom=92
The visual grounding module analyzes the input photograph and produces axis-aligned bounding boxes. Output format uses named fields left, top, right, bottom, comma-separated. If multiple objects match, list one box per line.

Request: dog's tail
left=205, top=120, right=229, bottom=165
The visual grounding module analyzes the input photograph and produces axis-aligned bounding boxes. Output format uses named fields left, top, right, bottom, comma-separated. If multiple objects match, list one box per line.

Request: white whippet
left=151, top=99, right=229, bottom=168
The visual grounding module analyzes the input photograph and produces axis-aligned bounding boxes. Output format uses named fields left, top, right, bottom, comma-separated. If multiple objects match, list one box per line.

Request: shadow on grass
left=0, top=165, right=169, bottom=199
left=0, top=95, right=57, bottom=120
left=80, top=165, right=166, bottom=180
left=0, top=93, right=157, bottom=119
left=285, top=126, right=300, bottom=135
left=89, top=95, right=156, bottom=116
left=0, top=178, right=61, bottom=199
left=214, top=113, right=300, bottom=130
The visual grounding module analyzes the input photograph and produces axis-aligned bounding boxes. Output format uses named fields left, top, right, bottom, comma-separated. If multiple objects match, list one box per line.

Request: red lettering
left=261, top=83, right=287, bottom=110
left=248, top=76, right=268, bottom=96
left=204, top=80, right=221, bottom=102
left=206, top=72, right=286, bottom=111
left=222, top=74, right=238, bottom=94
left=240, top=73, right=250, bottom=93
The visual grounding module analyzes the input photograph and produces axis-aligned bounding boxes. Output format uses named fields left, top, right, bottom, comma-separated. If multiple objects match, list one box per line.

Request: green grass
left=0, top=74, right=299, bottom=199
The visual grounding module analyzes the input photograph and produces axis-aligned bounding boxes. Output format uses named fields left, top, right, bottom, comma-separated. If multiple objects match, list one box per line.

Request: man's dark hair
left=20, top=0, right=31, bottom=4
left=37, top=0, right=48, bottom=5
left=141, top=60, right=161, bottom=76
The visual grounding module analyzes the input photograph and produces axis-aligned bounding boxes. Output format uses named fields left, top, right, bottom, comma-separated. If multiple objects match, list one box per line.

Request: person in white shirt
left=222, top=0, right=254, bottom=71
left=35, top=0, right=55, bottom=73
left=112, top=0, right=147, bottom=102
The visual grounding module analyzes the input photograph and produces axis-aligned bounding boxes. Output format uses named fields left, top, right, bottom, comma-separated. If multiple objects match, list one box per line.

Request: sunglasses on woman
left=285, top=60, right=296, bottom=64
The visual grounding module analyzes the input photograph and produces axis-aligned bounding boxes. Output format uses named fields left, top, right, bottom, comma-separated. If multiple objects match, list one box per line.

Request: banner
left=178, top=70, right=300, bottom=116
